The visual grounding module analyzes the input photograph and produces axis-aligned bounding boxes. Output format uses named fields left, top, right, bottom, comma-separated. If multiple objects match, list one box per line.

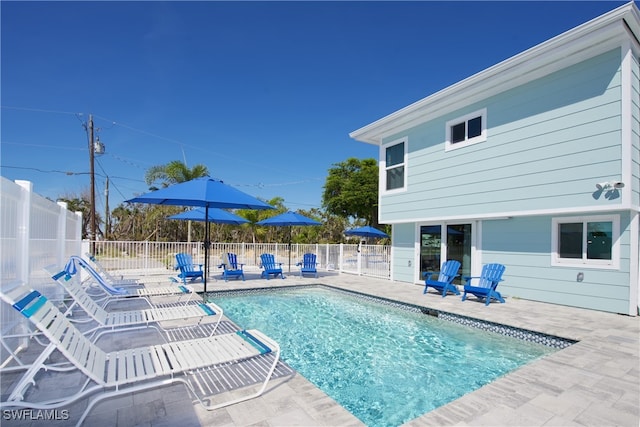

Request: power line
left=95, top=158, right=131, bottom=202
left=92, top=113, right=188, bottom=146
left=3, top=105, right=327, bottom=194
left=0, top=165, right=145, bottom=183
left=233, top=177, right=324, bottom=188
left=0, top=141, right=85, bottom=151
left=1, top=105, right=82, bottom=116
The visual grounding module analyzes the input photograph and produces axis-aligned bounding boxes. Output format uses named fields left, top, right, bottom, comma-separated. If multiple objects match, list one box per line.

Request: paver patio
left=1, top=269, right=638, bottom=426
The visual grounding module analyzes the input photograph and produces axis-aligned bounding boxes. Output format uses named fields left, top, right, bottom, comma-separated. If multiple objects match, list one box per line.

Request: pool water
left=213, top=287, right=555, bottom=427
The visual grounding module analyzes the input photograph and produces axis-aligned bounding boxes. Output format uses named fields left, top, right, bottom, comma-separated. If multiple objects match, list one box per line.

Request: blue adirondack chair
left=218, top=253, right=245, bottom=282
left=296, top=253, right=318, bottom=278
left=423, top=260, right=461, bottom=297
left=461, top=263, right=506, bottom=305
left=260, top=253, right=284, bottom=280
left=175, top=253, right=204, bottom=285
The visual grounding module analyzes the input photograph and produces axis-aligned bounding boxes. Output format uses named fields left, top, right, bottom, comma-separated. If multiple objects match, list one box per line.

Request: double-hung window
left=382, top=138, right=407, bottom=193
left=445, top=108, right=487, bottom=151
left=551, top=216, right=619, bottom=268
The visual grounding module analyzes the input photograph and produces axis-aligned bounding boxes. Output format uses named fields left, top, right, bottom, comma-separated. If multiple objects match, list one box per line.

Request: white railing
left=1, top=177, right=83, bottom=369
left=87, top=240, right=391, bottom=279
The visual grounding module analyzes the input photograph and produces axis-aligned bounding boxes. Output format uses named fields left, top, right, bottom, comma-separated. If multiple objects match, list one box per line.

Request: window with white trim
left=551, top=215, right=619, bottom=268
left=445, top=108, right=487, bottom=151
left=382, top=138, right=407, bottom=193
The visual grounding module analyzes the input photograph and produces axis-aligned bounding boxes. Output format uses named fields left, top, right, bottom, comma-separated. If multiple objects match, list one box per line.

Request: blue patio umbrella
left=344, top=225, right=389, bottom=239
left=168, top=207, right=249, bottom=225
left=127, top=178, right=273, bottom=292
left=256, top=211, right=321, bottom=272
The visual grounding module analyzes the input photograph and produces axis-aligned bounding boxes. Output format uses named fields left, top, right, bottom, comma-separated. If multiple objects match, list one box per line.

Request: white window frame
left=445, top=108, right=487, bottom=151
left=380, top=137, right=408, bottom=195
left=551, top=215, right=620, bottom=269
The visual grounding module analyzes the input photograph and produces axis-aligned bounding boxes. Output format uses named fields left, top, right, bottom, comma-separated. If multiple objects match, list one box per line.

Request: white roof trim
left=350, top=2, right=640, bottom=146
left=379, top=204, right=634, bottom=225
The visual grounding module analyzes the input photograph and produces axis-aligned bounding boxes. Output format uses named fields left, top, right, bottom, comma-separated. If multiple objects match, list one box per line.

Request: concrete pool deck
left=2, top=269, right=638, bottom=426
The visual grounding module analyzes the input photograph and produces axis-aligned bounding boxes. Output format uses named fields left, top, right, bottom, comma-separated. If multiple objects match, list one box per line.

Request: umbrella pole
left=288, top=226, right=292, bottom=273
left=204, top=206, right=209, bottom=293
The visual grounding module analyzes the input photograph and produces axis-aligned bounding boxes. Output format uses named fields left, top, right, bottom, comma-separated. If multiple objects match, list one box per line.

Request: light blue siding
left=632, top=53, right=640, bottom=207
left=391, top=223, right=416, bottom=283
left=380, top=49, right=624, bottom=222
left=482, top=216, right=631, bottom=314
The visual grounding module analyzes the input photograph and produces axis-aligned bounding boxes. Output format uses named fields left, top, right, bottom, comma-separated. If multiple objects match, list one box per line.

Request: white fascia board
left=379, top=204, right=634, bottom=225
left=350, top=2, right=640, bottom=146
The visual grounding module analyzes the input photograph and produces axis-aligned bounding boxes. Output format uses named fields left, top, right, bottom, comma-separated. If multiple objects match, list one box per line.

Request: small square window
left=445, top=108, right=487, bottom=151
left=451, top=123, right=466, bottom=143
left=586, top=222, right=612, bottom=260
left=552, top=216, right=618, bottom=268
left=468, top=116, right=482, bottom=138
left=559, top=223, right=583, bottom=258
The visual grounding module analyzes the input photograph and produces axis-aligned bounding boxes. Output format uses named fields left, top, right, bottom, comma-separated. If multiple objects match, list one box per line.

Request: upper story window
left=551, top=215, right=619, bottom=269
left=445, top=108, right=487, bottom=151
left=381, top=137, right=407, bottom=193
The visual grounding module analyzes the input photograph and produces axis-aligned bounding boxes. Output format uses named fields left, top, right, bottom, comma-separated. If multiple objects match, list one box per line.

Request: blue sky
left=1, top=1, right=629, bottom=213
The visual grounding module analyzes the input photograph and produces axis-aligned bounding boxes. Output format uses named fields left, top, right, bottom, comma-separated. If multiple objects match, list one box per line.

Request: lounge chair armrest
left=462, top=275, right=478, bottom=284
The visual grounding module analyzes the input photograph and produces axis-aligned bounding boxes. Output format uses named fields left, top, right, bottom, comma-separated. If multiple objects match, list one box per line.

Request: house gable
left=378, top=49, right=625, bottom=223
left=351, top=2, right=640, bottom=147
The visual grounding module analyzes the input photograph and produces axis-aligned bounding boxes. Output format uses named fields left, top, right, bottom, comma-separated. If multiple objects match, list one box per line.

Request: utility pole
left=105, top=177, right=110, bottom=239
left=88, top=114, right=97, bottom=256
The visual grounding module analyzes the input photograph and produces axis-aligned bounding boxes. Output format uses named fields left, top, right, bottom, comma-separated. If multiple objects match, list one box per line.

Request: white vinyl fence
left=0, top=177, right=390, bottom=372
left=0, top=178, right=391, bottom=288
left=87, top=240, right=391, bottom=280
left=1, top=177, right=83, bottom=293
left=1, top=178, right=83, bottom=369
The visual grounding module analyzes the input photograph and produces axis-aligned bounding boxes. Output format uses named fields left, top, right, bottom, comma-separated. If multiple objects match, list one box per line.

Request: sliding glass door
left=420, top=224, right=472, bottom=284
left=446, top=224, right=472, bottom=284
left=420, top=225, right=442, bottom=274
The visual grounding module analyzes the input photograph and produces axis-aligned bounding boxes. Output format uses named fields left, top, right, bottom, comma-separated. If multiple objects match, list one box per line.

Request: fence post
left=74, top=211, right=83, bottom=256
left=323, top=243, right=328, bottom=270
left=56, top=201, right=67, bottom=270
left=15, top=180, right=32, bottom=283
left=144, top=240, right=149, bottom=275
left=339, top=243, right=343, bottom=273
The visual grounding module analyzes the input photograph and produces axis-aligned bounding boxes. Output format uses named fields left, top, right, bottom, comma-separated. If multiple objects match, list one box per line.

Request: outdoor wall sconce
left=593, top=181, right=625, bottom=200
left=595, top=181, right=624, bottom=191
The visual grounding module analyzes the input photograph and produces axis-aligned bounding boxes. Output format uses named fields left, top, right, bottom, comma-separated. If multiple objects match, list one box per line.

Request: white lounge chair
left=0, top=281, right=280, bottom=426
left=64, top=256, right=195, bottom=304
left=45, top=265, right=223, bottom=339
left=84, top=252, right=139, bottom=286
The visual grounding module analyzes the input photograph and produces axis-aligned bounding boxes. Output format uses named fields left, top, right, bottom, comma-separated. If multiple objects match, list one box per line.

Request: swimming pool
left=212, top=287, right=558, bottom=427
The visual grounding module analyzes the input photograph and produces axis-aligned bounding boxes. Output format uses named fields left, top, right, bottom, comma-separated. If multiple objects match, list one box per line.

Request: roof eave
left=350, top=2, right=640, bottom=146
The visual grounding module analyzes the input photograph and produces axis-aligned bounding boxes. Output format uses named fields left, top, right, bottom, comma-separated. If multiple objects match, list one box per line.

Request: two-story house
left=350, top=2, right=640, bottom=316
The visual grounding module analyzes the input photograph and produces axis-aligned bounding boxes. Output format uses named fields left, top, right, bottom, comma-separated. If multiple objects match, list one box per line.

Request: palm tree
left=145, top=160, right=209, bottom=190
left=144, top=160, right=210, bottom=242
